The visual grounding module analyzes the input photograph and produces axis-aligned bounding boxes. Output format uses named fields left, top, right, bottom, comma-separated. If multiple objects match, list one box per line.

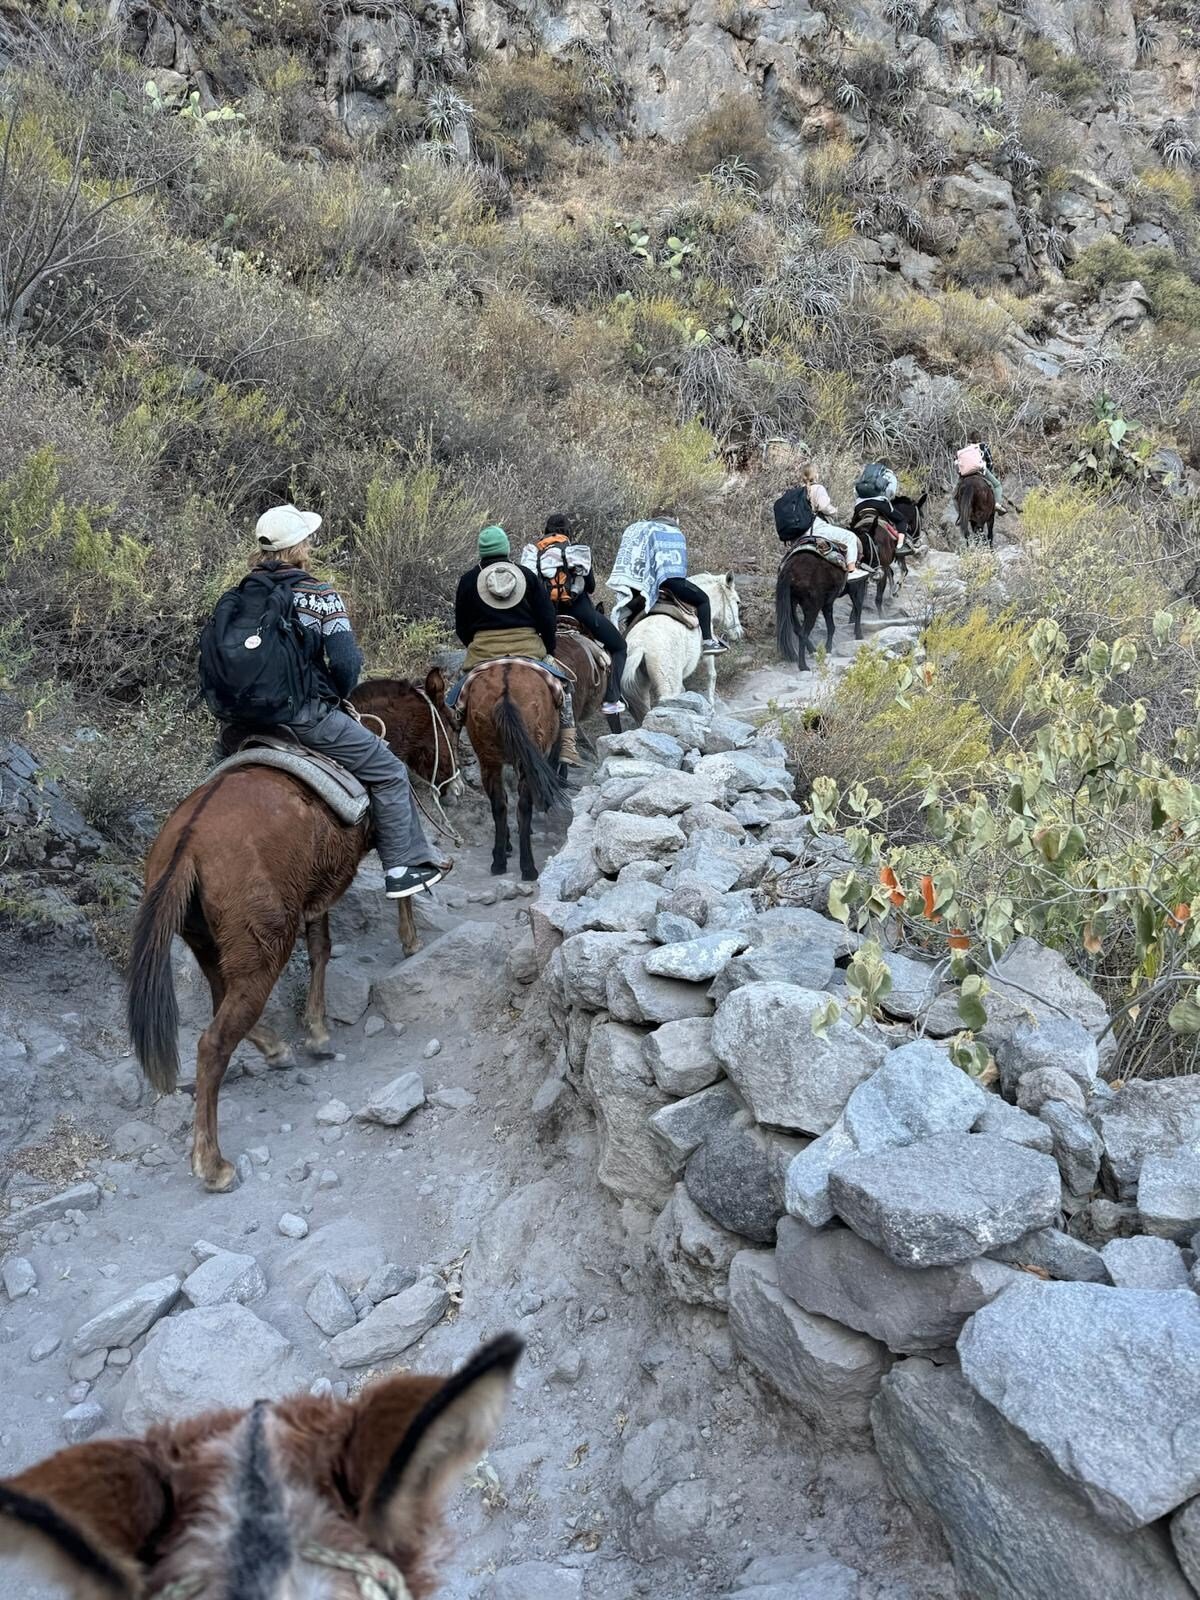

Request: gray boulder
left=486, top=1562, right=583, bottom=1600
left=651, top=1183, right=743, bottom=1308
left=987, top=938, right=1111, bottom=1046
left=2, top=1256, right=36, bottom=1299
left=712, top=983, right=887, bottom=1135
left=356, top=1071, right=425, bottom=1127
left=872, top=1359, right=1194, bottom=1600
left=663, top=842, right=741, bottom=895
left=565, top=880, right=666, bottom=935
left=181, top=1249, right=266, bottom=1309
left=959, top=1279, right=1200, bottom=1530
left=124, top=1306, right=307, bottom=1428
left=329, top=1277, right=449, bottom=1368
left=323, top=956, right=372, bottom=1025
left=625, top=769, right=726, bottom=815
left=592, top=811, right=685, bottom=874
left=991, top=1015, right=1101, bottom=1098
left=644, top=1017, right=723, bottom=1096
left=584, top=1021, right=675, bottom=1207
left=776, top=1216, right=1021, bottom=1356
left=703, top=714, right=756, bottom=753
left=1101, top=1236, right=1190, bottom=1290
left=10, top=1182, right=100, bottom=1229
left=560, top=932, right=649, bottom=1012
left=643, top=702, right=712, bottom=748
left=595, top=728, right=685, bottom=768
left=651, top=910, right=703, bottom=944
left=304, top=1270, right=358, bottom=1336
left=990, top=1228, right=1109, bottom=1283
left=708, top=936, right=836, bottom=1004
left=691, top=751, right=792, bottom=798
left=650, top=1082, right=744, bottom=1171
left=685, top=1114, right=802, bottom=1244
left=735, top=1563, right=860, bottom=1600
left=972, top=1096, right=1054, bottom=1153
left=785, top=1044, right=987, bottom=1227
left=1139, top=1152, right=1200, bottom=1242
left=829, top=1134, right=1061, bottom=1267
left=1096, top=1078, right=1200, bottom=1198
left=73, top=1275, right=181, bottom=1355
left=1017, top=1066, right=1086, bottom=1115
left=606, top=950, right=713, bottom=1025
left=1172, top=1498, right=1200, bottom=1595
left=728, top=1252, right=888, bottom=1435
left=1040, top=1099, right=1102, bottom=1195
left=643, top=931, right=748, bottom=983
left=878, top=951, right=945, bottom=1022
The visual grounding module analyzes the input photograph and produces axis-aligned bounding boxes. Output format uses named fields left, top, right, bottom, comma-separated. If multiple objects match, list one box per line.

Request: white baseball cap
left=255, top=504, right=322, bottom=552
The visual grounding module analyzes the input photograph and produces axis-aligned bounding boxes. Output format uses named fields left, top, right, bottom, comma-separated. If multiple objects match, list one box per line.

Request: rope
left=154, top=1542, right=411, bottom=1600
left=343, top=694, right=463, bottom=848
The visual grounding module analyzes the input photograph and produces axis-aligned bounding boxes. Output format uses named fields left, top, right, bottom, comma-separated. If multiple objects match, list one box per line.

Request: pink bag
left=957, top=444, right=985, bottom=477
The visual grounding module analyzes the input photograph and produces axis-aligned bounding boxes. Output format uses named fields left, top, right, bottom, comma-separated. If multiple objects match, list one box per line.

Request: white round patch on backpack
left=245, top=635, right=262, bottom=649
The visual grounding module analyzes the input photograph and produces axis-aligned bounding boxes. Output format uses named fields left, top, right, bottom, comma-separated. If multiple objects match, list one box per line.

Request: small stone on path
left=278, top=1213, right=309, bottom=1239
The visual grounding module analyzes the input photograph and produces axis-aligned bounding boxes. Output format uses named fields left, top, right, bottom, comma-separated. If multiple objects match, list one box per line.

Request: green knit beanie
left=478, top=524, right=510, bottom=559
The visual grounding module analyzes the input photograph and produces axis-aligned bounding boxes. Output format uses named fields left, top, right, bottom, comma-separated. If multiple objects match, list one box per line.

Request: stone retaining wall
left=520, top=690, right=1200, bottom=1600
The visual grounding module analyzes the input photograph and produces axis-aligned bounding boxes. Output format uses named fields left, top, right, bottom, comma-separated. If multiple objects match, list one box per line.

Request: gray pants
left=289, top=706, right=438, bottom=874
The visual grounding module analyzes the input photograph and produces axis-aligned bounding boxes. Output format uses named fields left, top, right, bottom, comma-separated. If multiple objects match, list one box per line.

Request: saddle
left=624, top=596, right=701, bottom=637
left=555, top=617, right=610, bottom=687
left=780, top=536, right=848, bottom=575
left=211, top=732, right=369, bottom=826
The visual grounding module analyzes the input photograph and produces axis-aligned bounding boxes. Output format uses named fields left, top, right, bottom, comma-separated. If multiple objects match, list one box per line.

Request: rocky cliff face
left=114, top=0, right=1199, bottom=293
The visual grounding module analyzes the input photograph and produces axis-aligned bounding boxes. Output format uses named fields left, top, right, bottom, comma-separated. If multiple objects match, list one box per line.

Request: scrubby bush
left=680, top=99, right=779, bottom=190
left=1024, top=38, right=1102, bottom=104
left=1070, top=239, right=1200, bottom=332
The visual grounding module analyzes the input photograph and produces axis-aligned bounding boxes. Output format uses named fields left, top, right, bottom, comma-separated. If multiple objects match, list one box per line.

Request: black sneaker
left=701, top=638, right=729, bottom=655
left=385, top=865, right=443, bottom=899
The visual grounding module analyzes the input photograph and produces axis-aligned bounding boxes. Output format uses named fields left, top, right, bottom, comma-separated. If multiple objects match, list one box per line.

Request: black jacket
left=455, top=559, right=557, bottom=654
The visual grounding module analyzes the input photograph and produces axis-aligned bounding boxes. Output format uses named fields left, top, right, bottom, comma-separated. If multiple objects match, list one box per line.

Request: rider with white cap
left=248, top=505, right=449, bottom=899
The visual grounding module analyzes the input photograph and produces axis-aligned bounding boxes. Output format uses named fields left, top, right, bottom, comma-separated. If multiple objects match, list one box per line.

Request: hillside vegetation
left=1, top=0, right=1200, bottom=1065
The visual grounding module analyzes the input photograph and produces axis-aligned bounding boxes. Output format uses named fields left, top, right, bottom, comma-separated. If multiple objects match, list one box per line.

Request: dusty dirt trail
left=1, top=568, right=956, bottom=1600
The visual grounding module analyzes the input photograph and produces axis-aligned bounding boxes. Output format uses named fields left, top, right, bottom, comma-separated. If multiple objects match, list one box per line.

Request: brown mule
left=955, top=473, right=996, bottom=548
left=462, top=662, right=568, bottom=882
left=775, top=546, right=866, bottom=674
left=127, top=672, right=455, bottom=1193
left=0, top=1334, right=522, bottom=1600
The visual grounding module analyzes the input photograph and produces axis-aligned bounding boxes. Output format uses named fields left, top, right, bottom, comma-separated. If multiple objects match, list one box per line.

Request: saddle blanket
left=626, top=597, right=701, bottom=636
left=210, top=737, right=369, bottom=826
left=459, top=655, right=572, bottom=709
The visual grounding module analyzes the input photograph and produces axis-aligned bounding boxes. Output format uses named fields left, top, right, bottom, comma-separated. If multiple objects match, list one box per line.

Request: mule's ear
left=348, top=1334, right=522, bottom=1548
left=725, top=571, right=734, bottom=586
left=918, top=492, right=928, bottom=508
left=425, top=666, right=447, bottom=702
left=0, top=1440, right=169, bottom=1598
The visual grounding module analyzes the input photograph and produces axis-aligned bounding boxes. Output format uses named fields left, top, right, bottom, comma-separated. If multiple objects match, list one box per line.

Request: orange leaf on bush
left=947, top=928, right=970, bottom=951
left=1172, top=903, right=1192, bottom=926
left=920, top=875, right=938, bottom=921
left=880, top=865, right=905, bottom=909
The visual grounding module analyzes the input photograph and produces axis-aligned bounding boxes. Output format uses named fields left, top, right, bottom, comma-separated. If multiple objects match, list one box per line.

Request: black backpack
left=774, top=486, right=815, bottom=541
left=198, top=569, right=318, bottom=725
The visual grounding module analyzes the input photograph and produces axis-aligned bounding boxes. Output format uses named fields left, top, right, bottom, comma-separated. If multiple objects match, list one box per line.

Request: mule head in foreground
left=0, top=1334, right=522, bottom=1600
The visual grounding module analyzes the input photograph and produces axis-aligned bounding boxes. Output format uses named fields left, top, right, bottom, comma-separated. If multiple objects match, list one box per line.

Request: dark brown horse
left=554, top=622, right=616, bottom=758
left=127, top=671, right=455, bottom=1192
left=462, top=663, right=567, bottom=881
left=955, top=474, right=995, bottom=547
left=775, top=547, right=866, bottom=674
left=850, top=505, right=908, bottom=616
left=891, top=492, right=927, bottom=583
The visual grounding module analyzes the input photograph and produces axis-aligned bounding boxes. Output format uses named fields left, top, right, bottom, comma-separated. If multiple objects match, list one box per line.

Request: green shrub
left=1070, top=241, right=1200, bottom=332
left=1024, top=38, right=1102, bottom=103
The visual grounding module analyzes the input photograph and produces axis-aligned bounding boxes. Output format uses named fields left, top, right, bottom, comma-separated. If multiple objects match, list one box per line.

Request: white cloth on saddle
left=608, top=520, right=688, bottom=628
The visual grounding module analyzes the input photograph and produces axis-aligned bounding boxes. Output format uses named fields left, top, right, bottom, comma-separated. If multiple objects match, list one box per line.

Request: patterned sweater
left=261, top=564, right=364, bottom=703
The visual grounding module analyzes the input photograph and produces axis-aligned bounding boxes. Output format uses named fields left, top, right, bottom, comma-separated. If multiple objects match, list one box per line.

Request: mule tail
left=621, top=634, right=652, bottom=723
left=126, top=848, right=197, bottom=1095
left=775, top=566, right=802, bottom=664
left=492, top=691, right=568, bottom=814
left=955, top=478, right=972, bottom=539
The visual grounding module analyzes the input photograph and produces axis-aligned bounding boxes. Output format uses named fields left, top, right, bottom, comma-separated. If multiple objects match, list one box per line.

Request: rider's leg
left=292, top=707, right=448, bottom=895
left=983, top=468, right=1007, bottom=512
left=573, top=596, right=627, bottom=711
left=661, top=578, right=726, bottom=653
left=558, top=688, right=581, bottom=765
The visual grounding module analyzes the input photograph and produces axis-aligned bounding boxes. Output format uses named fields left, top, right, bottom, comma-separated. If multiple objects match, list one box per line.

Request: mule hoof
left=522, top=868, right=539, bottom=883
left=198, top=1158, right=237, bottom=1194
left=268, top=1046, right=296, bottom=1072
left=303, top=1039, right=337, bottom=1061
left=491, top=862, right=507, bottom=877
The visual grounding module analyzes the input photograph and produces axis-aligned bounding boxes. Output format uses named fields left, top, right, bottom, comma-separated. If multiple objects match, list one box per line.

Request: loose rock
left=643, top=931, right=748, bottom=983
left=277, top=1213, right=309, bottom=1240
left=2, top=1256, right=37, bottom=1299
left=990, top=1227, right=1109, bottom=1283
left=329, top=1277, right=449, bottom=1368
left=1138, top=1151, right=1200, bottom=1242
left=182, top=1250, right=267, bottom=1309
left=124, top=1306, right=307, bottom=1429
left=61, top=1400, right=105, bottom=1443
left=304, top=1271, right=358, bottom=1337
left=357, top=1071, right=425, bottom=1127
left=1101, top=1235, right=1190, bottom=1290
left=686, top=1114, right=803, bottom=1244
left=643, top=1016, right=724, bottom=1097
left=583, top=1020, right=675, bottom=1207
left=592, top=812, right=686, bottom=874
left=72, top=1275, right=182, bottom=1355
left=651, top=1184, right=743, bottom=1308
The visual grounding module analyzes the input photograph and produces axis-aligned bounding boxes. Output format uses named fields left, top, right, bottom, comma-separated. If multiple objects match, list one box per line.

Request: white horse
left=621, top=572, right=743, bottom=720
